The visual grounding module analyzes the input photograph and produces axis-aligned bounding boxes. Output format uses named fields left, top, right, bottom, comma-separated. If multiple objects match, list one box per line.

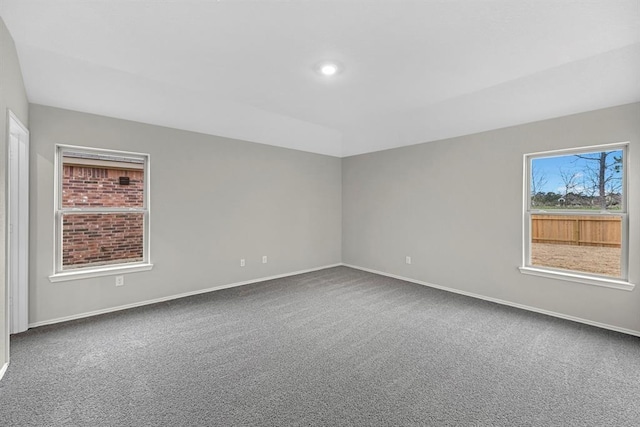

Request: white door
left=8, top=111, right=29, bottom=334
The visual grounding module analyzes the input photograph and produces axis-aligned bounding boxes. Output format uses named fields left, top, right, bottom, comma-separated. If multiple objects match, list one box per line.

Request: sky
left=531, top=149, right=623, bottom=195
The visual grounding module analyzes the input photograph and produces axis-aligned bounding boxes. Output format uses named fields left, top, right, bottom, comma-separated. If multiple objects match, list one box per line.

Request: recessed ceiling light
left=321, top=64, right=338, bottom=76
left=316, top=61, right=343, bottom=77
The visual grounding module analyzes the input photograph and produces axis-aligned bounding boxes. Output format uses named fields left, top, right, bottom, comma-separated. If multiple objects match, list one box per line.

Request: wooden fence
left=531, top=214, right=621, bottom=248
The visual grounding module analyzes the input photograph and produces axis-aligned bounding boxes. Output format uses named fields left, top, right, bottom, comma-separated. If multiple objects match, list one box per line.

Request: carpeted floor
left=1, top=266, right=639, bottom=426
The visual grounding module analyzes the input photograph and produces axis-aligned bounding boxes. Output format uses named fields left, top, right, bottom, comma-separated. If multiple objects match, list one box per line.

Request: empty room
left=1, top=1, right=639, bottom=426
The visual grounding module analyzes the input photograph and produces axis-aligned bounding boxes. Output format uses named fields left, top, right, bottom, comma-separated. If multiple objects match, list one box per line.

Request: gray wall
left=343, top=103, right=640, bottom=334
left=0, top=18, right=29, bottom=369
left=29, top=104, right=342, bottom=324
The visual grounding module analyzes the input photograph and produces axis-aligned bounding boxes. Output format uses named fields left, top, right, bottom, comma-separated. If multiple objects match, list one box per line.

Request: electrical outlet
left=115, top=275, right=124, bottom=286
left=262, top=255, right=268, bottom=264
left=405, top=256, right=411, bottom=265
left=240, top=258, right=245, bottom=267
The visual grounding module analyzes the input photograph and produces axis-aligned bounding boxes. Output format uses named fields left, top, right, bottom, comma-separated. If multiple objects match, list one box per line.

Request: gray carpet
left=1, top=266, right=639, bottom=426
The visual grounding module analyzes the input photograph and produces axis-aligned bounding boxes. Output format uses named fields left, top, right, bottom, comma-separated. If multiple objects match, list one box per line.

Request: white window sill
left=49, top=263, right=153, bottom=283
left=519, top=266, right=635, bottom=291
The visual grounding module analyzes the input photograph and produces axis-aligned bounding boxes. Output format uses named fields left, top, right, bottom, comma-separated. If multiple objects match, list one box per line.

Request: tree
left=558, top=167, right=579, bottom=199
left=531, top=165, right=547, bottom=206
left=574, top=151, right=622, bottom=209
left=581, top=170, right=598, bottom=206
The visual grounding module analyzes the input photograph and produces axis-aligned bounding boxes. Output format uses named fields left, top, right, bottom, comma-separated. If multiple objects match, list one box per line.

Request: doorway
left=8, top=111, right=29, bottom=334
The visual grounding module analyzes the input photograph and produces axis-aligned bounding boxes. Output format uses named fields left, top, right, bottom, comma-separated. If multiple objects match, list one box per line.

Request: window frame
left=519, top=142, right=634, bottom=291
left=49, top=144, right=153, bottom=282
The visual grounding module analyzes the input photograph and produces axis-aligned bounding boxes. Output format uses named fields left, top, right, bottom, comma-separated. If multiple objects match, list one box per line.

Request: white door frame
left=7, top=110, right=29, bottom=334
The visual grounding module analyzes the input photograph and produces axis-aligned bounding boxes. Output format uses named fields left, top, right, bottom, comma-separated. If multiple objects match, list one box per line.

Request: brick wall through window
left=62, top=164, right=144, bottom=268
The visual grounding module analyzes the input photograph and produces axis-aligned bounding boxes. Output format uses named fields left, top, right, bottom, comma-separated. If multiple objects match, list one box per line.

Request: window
left=521, top=143, right=632, bottom=290
left=50, top=145, right=152, bottom=281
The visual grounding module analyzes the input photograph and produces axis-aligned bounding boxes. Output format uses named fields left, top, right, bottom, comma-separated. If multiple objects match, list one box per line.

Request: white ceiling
left=2, top=1, right=639, bottom=157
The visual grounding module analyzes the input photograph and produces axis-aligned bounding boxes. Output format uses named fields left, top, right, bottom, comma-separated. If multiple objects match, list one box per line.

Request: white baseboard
left=29, top=263, right=342, bottom=329
left=343, top=263, right=640, bottom=338
left=27, top=262, right=640, bottom=338
left=0, top=362, right=8, bottom=381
